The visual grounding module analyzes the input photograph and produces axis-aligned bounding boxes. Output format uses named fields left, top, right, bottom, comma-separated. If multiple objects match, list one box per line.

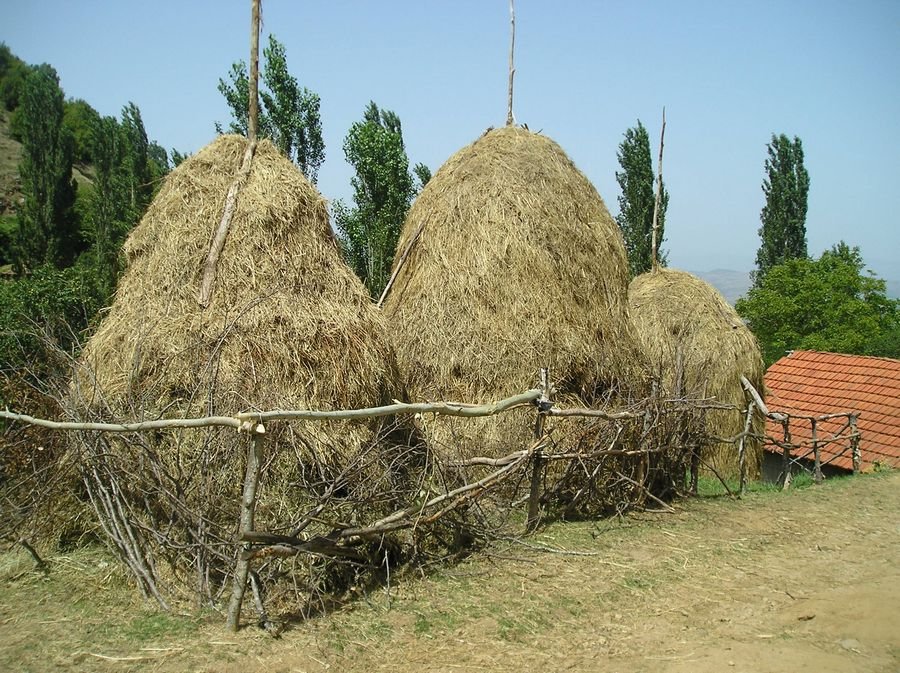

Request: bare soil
left=2, top=472, right=898, bottom=673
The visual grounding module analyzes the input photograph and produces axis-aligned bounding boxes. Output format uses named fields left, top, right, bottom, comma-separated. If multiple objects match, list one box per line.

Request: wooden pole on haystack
left=506, top=0, right=516, bottom=126
left=247, top=0, right=260, bottom=143
left=650, top=107, right=666, bottom=272
left=198, top=0, right=262, bottom=308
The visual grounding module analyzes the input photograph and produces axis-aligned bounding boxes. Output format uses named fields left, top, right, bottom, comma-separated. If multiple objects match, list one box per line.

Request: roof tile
left=764, top=350, right=900, bottom=472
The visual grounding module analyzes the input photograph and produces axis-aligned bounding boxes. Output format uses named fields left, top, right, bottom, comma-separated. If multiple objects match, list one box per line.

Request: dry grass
left=383, top=126, right=649, bottom=458
left=629, top=268, right=765, bottom=476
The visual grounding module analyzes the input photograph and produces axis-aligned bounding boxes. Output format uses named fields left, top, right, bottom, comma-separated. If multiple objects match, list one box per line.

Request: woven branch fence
left=0, top=373, right=861, bottom=630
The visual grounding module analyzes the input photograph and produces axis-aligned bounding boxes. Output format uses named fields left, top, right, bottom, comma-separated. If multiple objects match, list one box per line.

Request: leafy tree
left=334, top=102, right=416, bottom=297
left=63, top=99, right=101, bottom=164
left=615, top=120, right=668, bottom=278
left=14, top=64, right=79, bottom=272
left=0, top=43, right=29, bottom=111
left=121, top=102, right=153, bottom=219
left=170, top=148, right=189, bottom=168
left=216, top=35, right=325, bottom=183
left=736, top=242, right=900, bottom=365
left=413, top=162, right=432, bottom=191
left=147, top=141, right=170, bottom=183
left=753, top=133, right=810, bottom=283
left=87, top=115, right=131, bottom=295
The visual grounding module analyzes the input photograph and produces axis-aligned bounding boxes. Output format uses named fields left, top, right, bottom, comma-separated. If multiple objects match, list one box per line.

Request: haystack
left=383, top=126, right=649, bottom=461
left=70, top=135, right=418, bottom=607
left=629, top=268, right=765, bottom=477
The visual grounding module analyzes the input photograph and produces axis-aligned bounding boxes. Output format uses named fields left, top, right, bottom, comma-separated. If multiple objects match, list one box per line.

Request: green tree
left=63, top=99, right=101, bottom=164
left=170, top=148, right=189, bottom=168
left=121, top=102, right=153, bottom=220
left=615, top=120, right=668, bottom=278
left=147, top=141, right=170, bottom=183
left=413, top=162, right=432, bottom=191
left=736, top=242, right=900, bottom=365
left=754, top=133, right=810, bottom=283
left=14, top=64, right=79, bottom=272
left=0, top=43, right=29, bottom=111
left=334, top=102, right=416, bottom=297
left=87, top=115, right=131, bottom=295
left=216, top=35, right=325, bottom=183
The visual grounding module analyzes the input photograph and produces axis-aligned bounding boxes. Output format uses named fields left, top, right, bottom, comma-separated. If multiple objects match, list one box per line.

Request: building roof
left=764, top=350, right=900, bottom=471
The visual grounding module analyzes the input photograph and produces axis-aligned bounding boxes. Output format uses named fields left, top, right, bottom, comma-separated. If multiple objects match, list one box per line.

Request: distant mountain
left=886, top=279, right=900, bottom=300
left=689, top=268, right=900, bottom=304
left=689, top=269, right=752, bottom=305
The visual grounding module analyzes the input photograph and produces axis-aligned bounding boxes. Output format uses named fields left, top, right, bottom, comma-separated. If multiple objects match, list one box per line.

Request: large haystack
left=629, top=268, right=765, bottom=477
left=70, top=135, right=418, bottom=607
left=383, top=126, right=649, bottom=459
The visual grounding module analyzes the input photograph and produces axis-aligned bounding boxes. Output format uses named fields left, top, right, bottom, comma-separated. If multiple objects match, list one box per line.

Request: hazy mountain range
left=689, top=269, right=900, bottom=306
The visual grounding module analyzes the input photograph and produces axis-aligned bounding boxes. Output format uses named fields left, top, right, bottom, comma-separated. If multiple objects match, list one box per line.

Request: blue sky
left=3, top=1, right=898, bottom=277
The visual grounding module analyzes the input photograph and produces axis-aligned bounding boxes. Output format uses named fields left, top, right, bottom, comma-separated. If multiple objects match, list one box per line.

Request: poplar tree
left=753, top=133, right=810, bottom=284
left=14, top=64, right=78, bottom=272
left=216, top=35, right=324, bottom=184
left=334, top=102, right=416, bottom=297
left=615, top=121, right=667, bottom=278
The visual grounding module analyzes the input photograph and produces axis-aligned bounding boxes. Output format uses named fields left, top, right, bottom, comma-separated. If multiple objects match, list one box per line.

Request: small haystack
left=70, top=135, right=418, bottom=608
left=629, top=268, right=765, bottom=477
left=383, top=126, right=649, bottom=460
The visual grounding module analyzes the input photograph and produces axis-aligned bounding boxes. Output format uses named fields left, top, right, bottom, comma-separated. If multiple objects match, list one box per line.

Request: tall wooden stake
left=781, top=418, right=792, bottom=490
left=811, top=418, right=823, bottom=483
left=226, top=426, right=266, bottom=631
left=198, top=0, right=261, bottom=308
left=850, top=414, right=860, bottom=474
left=650, top=107, right=666, bottom=272
left=738, top=401, right=755, bottom=496
left=506, top=0, right=516, bottom=126
left=248, top=0, right=260, bottom=143
left=526, top=368, right=549, bottom=532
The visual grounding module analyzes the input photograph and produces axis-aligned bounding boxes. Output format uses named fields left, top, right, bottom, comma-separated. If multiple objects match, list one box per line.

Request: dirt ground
left=1, top=472, right=898, bottom=673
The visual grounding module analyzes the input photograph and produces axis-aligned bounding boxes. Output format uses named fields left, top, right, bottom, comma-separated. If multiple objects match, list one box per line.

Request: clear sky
left=3, top=1, right=898, bottom=277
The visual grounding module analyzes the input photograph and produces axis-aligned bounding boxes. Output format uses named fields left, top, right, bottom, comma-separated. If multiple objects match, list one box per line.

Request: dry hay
left=68, top=135, right=423, bottom=610
left=383, top=126, right=649, bottom=460
left=629, top=268, right=765, bottom=477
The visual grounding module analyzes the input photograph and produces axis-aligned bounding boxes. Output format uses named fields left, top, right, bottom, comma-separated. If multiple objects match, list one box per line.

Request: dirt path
left=2, top=473, right=898, bottom=672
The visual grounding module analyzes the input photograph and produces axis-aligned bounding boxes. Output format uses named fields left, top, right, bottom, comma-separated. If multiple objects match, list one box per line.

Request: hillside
left=0, top=110, right=20, bottom=216
left=0, top=108, right=95, bottom=218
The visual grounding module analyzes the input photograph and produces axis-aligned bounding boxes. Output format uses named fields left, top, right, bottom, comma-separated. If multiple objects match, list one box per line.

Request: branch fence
left=0, top=371, right=862, bottom=630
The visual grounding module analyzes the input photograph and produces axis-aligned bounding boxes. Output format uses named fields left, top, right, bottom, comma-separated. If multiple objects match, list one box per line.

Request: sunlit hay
left=629, top=268, right=765, bottom=478
left=383, top=126, right=650, bottom=463
left=67, top=135, right=422, bottom=609
left=379, top=125, right=681, bottom=518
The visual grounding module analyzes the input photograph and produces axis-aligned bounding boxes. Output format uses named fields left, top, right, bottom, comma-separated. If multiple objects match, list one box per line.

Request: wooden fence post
left=850, top=414, right=861, bottom=475
left=738, top=401, right=755, bottom=497
left=811, top=418, right=823, bottom=484
left=226, top=425, right=266, bottom=631
left=781, top=417, right=792, bottom=490
left=526, top=368, right=550, bottom=532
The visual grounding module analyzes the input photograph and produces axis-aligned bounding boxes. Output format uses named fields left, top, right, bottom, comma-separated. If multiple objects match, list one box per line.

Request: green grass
left=122, top=611, right=201, bottom=642
left=695, top=471, right=818, bottom=498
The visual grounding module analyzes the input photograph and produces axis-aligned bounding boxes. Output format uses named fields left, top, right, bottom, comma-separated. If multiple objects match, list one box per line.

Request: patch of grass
left=413, top=609, right=459, bottom=637
left=122, top=611, right=200, bottom=642
left=695, top=471, right=817, bottom=498
left=622, top=575, right=654, bottom=591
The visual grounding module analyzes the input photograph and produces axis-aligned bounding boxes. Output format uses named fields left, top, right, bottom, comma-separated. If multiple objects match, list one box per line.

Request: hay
left=69, top=135, right=419, bottom=608
left=383, top=126, right=649, bottom=458
left=629, top=268, right=765, bottom=477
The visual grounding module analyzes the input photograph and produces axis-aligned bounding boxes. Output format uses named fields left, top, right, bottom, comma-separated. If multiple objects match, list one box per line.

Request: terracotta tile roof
left=764, top=350, right=900, bottom=471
